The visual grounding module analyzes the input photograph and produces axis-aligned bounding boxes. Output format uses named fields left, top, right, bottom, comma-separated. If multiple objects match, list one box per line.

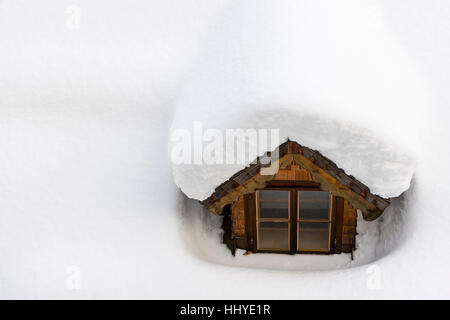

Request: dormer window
left=202, top=141, right=390, bottom=256
left=297, top=191, right=331, bottom=252
left=256, top=190, right=290, bottom=251
left=255, top=189, right=332, bottom=253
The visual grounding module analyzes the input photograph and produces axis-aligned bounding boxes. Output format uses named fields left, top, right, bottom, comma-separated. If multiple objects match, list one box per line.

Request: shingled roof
left=201, top=140, right=390, bottom=221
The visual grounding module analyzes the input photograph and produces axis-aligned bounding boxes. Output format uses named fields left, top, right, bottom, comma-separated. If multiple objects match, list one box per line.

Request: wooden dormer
left=201, top=140, right=390, bottom=256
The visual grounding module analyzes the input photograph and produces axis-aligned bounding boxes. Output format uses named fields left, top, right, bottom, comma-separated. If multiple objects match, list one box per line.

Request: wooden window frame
left=296, top=191, right=332, bottom=253
left=255, top=189, right=291, bottom=252
left=253, top=186, right=336, bottom=255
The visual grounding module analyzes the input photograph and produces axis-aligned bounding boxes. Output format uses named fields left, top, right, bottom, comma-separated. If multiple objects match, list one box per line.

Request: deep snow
left=170, top=1, right=424, bottom=201
left=1, top=0, right=450, bottom=299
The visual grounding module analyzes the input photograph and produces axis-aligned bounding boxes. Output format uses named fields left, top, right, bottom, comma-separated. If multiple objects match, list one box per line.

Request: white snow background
left=1, top=0, right=450, bottom=298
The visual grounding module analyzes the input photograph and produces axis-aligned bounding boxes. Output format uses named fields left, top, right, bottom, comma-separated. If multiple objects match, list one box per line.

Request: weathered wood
left=207, top=154, right=293, bottom=214
left=203, top=140, right=390, bottom=221
left=231, top=196, right=246, bottom=238
left=330, top=196, right=337, bottom=253
left=272, top=163, right=313, bottom=181
left=341, top=200, right=357, bottom=252
left=292, top=154, right=383, bottom=221
left=290, top=187, right=297, bottom=254
left=221, top=205, right=235, bottom=255
left=244, top=193, right=256, bottom=251
left=266, top=180, right=320, bottom=188
left=334, top=197, right=344, bottom=254
left=343, top=226, right=356, bottom=235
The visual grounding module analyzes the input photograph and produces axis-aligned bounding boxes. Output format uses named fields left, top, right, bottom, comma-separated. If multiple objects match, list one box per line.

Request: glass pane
left=258, top=190, right=289, bottom=219
left=298, top=191, right=330, bottom=220
left=258, top=221, right=289, bottom=250
left=298, top=222, right=330, bottom=250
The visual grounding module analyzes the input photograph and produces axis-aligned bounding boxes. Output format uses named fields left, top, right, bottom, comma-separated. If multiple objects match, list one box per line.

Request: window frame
left=253, top=187, right=335, bottom=254
left=255, top=189, right=291, bottom=252
left=296, top=191, right=333, bottom=253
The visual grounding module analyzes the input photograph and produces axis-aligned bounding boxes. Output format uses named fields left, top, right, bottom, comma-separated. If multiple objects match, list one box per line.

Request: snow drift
left=170, top=0, right=423, bottom=202
left=3, top=0, right=450, bottom=298
left=169, top=0, right=426, bottom=271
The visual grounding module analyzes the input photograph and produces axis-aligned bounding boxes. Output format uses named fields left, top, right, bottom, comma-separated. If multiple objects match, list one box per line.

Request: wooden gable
left=202, top=140, right=389, bottom=221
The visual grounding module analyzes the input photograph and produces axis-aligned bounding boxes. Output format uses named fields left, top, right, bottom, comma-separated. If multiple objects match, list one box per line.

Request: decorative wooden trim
left=292, top=154, right=383, bottom=220
left=205, top=140, right=389, bottom=221
left=266, top=180, right=320, bottom=188
left=207, top=154, right=293, bottom=215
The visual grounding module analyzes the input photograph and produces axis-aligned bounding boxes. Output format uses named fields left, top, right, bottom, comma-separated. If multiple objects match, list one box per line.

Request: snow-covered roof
left=201, top=140, right=390, bottom=221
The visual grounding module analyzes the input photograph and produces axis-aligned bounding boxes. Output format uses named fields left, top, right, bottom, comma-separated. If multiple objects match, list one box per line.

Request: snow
left=171, top=113, right=416, bottom=200
left=170, top=0, right=423, bottom=200
left=1, top=0, right=450, bottom=299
